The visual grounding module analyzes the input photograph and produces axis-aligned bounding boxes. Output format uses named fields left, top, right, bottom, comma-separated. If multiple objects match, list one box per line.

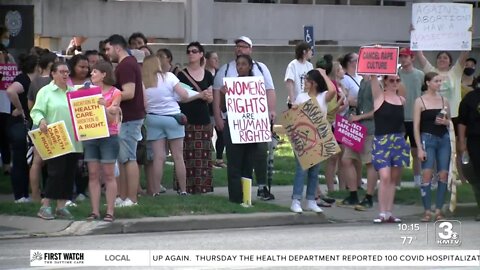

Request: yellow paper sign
left=241, top=177, right=252, bottom=207
left=280, top=98, right=341, bottom=170
left=68, top=87, right=110, bottom=141
left=28, top=121, right=74, bottom=160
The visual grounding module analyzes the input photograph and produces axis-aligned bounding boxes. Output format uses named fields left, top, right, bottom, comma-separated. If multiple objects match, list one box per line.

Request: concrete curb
left=84, top=212, right=331, bottom=235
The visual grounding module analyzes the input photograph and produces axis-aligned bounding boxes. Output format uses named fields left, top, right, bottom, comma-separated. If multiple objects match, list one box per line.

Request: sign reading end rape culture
left=28, top=121, right=74, bottom=160
left=67, top=87, right=109, bottom=141
left=224, top=76, right=271, bottom=144
left=281, top=98, right=340, bottom=170
left=411, top=3, right=472, bottom=51
left=356, top=46, right=399, bottom=76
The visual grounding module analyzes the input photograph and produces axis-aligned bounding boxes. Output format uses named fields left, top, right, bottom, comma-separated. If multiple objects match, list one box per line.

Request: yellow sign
left=28, top=121, right=74, bottom=160
left=241, top=177, right=252, bottom=207
left=280, top=98, right=341, bottom=170
left=68, top=87, right=110, bottom=141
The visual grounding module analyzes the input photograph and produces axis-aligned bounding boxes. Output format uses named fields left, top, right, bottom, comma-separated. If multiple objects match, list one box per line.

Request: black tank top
left=374, top=99, right=405, bottom=136
left=419, top=97, right=448, bottom=137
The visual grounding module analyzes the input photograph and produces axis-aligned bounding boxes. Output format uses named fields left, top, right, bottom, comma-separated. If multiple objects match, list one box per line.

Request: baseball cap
left=399, top=47, right=414, bottom=57
left=234, top=36, right=253, bottom=48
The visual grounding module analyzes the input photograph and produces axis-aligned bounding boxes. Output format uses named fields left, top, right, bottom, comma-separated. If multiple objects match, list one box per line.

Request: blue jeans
left=292, top=155, right=320, bottom=200
left=420, top=132, right=451, bottom=172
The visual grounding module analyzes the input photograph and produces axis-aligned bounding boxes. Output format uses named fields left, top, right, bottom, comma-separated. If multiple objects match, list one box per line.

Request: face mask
left=1, top=39, right=9, bottom=47
left=464, top=67, right=475, bottom=76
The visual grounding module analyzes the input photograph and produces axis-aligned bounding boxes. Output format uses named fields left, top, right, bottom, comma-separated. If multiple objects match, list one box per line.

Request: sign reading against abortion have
left=224, top=76, right=271, bottom=144
left=411, top=3, right=472, bottom=51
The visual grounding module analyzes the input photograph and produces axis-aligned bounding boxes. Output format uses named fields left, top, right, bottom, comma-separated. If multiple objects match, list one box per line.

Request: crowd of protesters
left=0, top=26, right=479, bottom=222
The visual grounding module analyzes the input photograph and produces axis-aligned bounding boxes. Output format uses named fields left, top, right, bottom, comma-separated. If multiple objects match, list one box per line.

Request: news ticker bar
left=30, top=250, right=480, bottom=267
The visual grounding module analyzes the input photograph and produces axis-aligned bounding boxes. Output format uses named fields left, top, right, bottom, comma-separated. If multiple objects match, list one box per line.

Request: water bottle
left=462, top=152, right=470, bottom=165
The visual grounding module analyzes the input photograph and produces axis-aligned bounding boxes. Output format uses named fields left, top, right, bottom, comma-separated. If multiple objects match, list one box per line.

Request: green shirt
left=399, top=68, right=424, bottom=121
left=30, top=81, right=83, bottom=153
left=356, top=80, right=375, bottom=135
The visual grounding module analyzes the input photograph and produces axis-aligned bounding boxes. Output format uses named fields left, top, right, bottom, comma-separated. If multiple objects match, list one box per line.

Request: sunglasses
left=186, top=49, right=200, bottom=54
left=388, top=78, right=401, bottom=83
left=57, top=70, right=70, bottom=75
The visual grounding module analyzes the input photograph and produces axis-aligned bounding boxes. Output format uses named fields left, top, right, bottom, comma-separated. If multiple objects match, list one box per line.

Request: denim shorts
left=118, top=119, right=144, bottom=163
left=372, top=133, right=411, bottom=171
left=145, top=114, right=185, bottom=141
left=83, top=136, right=119, bottom=163
left=420, top=132, right=451, bottom=172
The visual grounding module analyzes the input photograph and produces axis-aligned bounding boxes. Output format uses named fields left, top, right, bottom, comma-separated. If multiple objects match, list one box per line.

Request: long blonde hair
left=142, top=55, right=162, bottom=89
left=329, top=61, right=342, bottom=81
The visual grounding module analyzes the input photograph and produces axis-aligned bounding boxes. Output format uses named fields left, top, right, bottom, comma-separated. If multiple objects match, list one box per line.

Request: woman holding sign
left=413, top=72, right=451, bottom=222
left=85, top=61, right=121, bottom=222
left=30, top=62, right=83, bottom=220
left=290, top=69, right=337, bottom=213
left=370, top=74, right=410, bottom=223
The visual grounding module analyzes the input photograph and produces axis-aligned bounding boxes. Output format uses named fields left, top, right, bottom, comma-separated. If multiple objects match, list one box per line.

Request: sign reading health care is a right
left=411, top=3, right=472, bottom=51
left=224, top=76, right=271, bottom=144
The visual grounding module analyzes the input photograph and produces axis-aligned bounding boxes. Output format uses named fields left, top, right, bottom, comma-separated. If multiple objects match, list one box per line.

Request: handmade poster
left=281, top=98, right=340, bottom=170
left=28, top=121, right=74, bottom=160
left=224, top=76, right=271, bottom=144
left=334, top=115, right=367, bottom=152
left=356, top=46, right=399, bottom=76
left=411, top=3, right=472, bottom=51
left=67, top=87, right=109, bottom=141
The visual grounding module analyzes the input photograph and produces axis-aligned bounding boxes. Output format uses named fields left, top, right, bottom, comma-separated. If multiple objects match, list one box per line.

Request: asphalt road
left=1, top=221, right=479, bottom=270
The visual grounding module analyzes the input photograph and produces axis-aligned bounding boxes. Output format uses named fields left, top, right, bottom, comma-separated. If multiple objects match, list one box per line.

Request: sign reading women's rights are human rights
left=223, top=76, right=271, bottom=144
left=411, top=3, right=472, bottom=51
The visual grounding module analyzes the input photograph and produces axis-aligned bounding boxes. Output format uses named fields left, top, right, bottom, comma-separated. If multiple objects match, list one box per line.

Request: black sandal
left=86, top=213, right=100, bottom=221
left=103, top=213, right=115, bottom=222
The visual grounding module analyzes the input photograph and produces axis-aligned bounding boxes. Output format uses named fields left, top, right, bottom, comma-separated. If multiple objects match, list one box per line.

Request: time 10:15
left=398, top=224, right=420, bottom=231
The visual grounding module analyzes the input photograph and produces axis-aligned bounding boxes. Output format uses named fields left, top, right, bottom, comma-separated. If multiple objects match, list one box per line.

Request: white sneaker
left=114, top=197, right=124, bottom=208
left=65, top=200, right=77, bottom=207
left=14, top=197, right=29, bottom=203
left=121, top=198, right=138, bottom=207
left=76, top=193, right=86, bottom=202
left=306, top=200, right=324, bottom=213
left=290, top=199, right=303, bottom=213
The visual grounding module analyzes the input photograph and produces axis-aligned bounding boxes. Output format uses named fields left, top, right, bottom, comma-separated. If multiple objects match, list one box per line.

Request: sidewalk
left=0, top=184, right=477, bottom=239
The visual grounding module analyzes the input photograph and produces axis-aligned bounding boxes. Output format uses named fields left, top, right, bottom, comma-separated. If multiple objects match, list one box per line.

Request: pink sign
left=0, top=64, right=20, bottom=90
left=334, top=115, right=367, bottom=152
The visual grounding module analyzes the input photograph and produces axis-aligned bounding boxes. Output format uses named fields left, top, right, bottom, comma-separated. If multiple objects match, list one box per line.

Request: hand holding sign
left=356, top=46, right=399, bottom=76
left=410, top=3, right=473, bottom=51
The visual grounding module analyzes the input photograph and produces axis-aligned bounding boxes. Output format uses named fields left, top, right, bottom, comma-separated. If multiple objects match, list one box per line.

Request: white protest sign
left=411, top=3, right=472, bottom=51
left=223, top=76, right=271, bottom=144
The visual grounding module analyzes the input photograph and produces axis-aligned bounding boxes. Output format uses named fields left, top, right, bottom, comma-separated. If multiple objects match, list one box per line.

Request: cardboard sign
left=28, top=121, right=74, bottom=160
left=411, top=3, right=472, bottom=51
left=67, top=87, right=110, bottom=141
left=281, top=98, right=340, bottom=170
left=334, top=115, right=367, bottom=152
left=0, top=63, right=20, bottom=90
left=356, top=46, right=399, bottom=76
left=224, top=76, right=271, bottom=144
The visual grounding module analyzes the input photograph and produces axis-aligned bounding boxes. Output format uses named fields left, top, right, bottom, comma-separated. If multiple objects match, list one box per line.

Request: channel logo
left=435, top=220, right=462, bottom=247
